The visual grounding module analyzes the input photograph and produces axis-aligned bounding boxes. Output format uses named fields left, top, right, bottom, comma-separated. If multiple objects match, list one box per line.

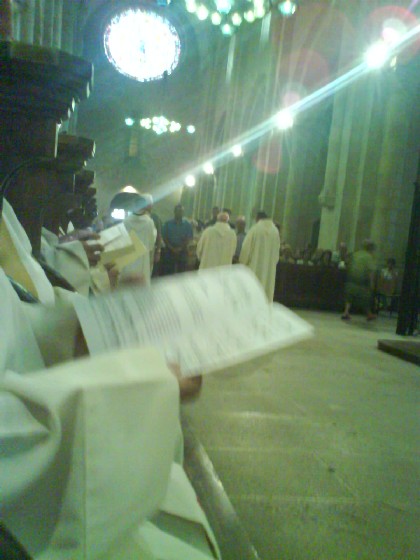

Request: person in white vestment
left=0, top=266, right=219, bottom=560
left=196, top=212, right=237, bottom=270
left=0, top=194, right=219, bottom=559
left=119, top=194, right=157, bottom=286
left=239, top=211, right=281, bottom=302
left=1, top=199, right=108, bottom=302
left=0, top=266, right=180, bottom=559
left=41, top=226, right=104, bottom=296
left=0, top=199, right=56, bottom=304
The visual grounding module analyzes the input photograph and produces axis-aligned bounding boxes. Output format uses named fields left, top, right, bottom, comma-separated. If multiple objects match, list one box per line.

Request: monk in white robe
left=0, top=199, right=55, bottom=303
left=1, top=199, right=110, bottom=298
left=0, top=266, right=219, bottom=559
left=239, top=211, right=280, bottom=302
left=0, top=193, right=219, bottom=558
left=41, top=226, right=104, bottom=296
left=0, top=266, right=178, bottom=559
left=120, top=195, right=157, bottom=286
left=196, top=212, right=237, bottom=269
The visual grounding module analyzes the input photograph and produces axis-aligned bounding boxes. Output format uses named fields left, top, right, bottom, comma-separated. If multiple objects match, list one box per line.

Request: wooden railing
left=274, top=263, right=346, bottom=311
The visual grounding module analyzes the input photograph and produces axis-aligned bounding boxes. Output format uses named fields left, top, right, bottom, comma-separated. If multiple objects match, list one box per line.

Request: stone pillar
left=317, top=85, right=356, bottom=250
left=52, top=0, right=63, bottom=48
left=282, top=123, right=316, bottom=247
left=346, top=79, right=376, bottom=250
left=43, top=0, right=54, bottom=47
left=61, top=0, right=74, bottom=53
left=33, top=0, right=44, bottom=45
left=20, top=0, right=35, bottom=43
left=370, top=82, right=411, bottom=258
left=11, top=1, right=21, bottom=40
left=0, top=0, right=12, bottom=39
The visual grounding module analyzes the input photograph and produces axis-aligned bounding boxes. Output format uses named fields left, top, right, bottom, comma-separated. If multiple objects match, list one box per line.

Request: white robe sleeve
left=196, top=232, right=205, bottom=261
left=2, top=200, right=55, bottom=304
left=1, top=347, right=180, bottom=560
left=41, top=229, right=92, bottom=296
left=238, top=227, right=253, bottom=266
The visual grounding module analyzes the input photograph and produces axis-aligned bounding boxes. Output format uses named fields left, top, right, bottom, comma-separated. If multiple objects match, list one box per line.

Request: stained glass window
left=104, top=8, right=181, bottom=82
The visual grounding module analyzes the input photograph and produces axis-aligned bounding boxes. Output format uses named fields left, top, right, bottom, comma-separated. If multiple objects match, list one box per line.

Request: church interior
left=0, top=0, right=419, bottom=559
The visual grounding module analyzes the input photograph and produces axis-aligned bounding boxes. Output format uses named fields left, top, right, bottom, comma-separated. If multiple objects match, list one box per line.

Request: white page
left=73, top=266, right=313, bottom=377
left=87, top=223, right=132, bottom=251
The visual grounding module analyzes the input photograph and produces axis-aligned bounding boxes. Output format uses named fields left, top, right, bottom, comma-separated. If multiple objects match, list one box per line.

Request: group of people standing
left=159, top=204, right=281, bottom=302
left=116, top=197, right=399, bottom=322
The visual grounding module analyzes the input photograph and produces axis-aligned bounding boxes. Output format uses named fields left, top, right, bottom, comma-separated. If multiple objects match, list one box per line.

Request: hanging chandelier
left=184, top=0, right=298, bottom=35
left=125, top=116, right=196, bottom=135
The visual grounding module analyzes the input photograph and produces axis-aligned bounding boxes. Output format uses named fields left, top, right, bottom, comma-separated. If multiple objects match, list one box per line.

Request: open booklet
left=73, top=265, right=313, bottom=378
left=86, top=222, right=147, bottom=267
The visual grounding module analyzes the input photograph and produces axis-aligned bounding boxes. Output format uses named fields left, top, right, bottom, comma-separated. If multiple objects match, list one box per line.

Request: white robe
left=120, top=213, right=157, bottom=285
left=239, top=218, right=280, bottom=302
left=1, top=199, right=55, bottom=303
left=0, top=268, right=219, bottom=560
left=41, top=227, right=92, bottom=296
left=196, top=222, right=237, bottom=269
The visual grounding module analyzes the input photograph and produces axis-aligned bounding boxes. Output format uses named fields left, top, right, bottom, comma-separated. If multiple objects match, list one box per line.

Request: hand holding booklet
left=73, top=265, right=313, bottom=377
left=87, top=222, right=147, bottom=267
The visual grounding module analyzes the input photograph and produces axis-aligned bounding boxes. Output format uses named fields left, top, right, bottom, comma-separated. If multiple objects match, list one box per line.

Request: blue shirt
left=163, top=218, right=193, bottom=248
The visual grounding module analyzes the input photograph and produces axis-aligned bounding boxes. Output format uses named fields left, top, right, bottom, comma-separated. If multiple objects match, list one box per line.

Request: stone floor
left=182, top=310, right=420, bottom=560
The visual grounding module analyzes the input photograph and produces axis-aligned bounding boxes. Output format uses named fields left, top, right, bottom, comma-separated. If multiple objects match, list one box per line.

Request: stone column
left=52, top=0, right=63, bottom=48
left=33, top=0, right=44, bottom=45
left=346, top=79, right=376, bottom=250
left=20, top=0, right=35, bottom=43
left=0, top=0, right=12, bottom=39
left=317, top=85, right=356, bottom=250
left=370, top=80, right=411, bottom=258
left=282, top=123, right=316, bottom=247
left=61, top=0, right=74, bottom=53
left=43, top=0, right=54, bottom=47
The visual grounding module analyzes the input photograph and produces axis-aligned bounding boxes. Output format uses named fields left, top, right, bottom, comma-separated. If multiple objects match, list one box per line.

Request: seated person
left=279, top=243, right=296, bottom=264
left=41, top=225, right=104, bottom=296
left=1, top=180, right=221, bottom=558
left=295, top=244, right=313, bottom=265
left=319, top=249, right=333, bottom=267
left=1, top=202, right=217, bottom=559
left=376, top=257, right=399, bottom=310
left=0, top=198, right=56, bottom=303
left=1, top=266, right=218, bottom=560
left=332, top=242, right=349, bottom=269
left=310, top=247, right=324, bottom=265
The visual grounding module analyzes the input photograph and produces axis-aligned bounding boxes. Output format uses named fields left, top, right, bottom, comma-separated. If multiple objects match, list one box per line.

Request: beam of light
left=150, top=23, right=420, bottom=205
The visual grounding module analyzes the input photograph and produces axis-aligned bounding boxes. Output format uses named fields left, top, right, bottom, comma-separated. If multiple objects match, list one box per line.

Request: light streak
left=151, top=23, right=420, bottom=203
